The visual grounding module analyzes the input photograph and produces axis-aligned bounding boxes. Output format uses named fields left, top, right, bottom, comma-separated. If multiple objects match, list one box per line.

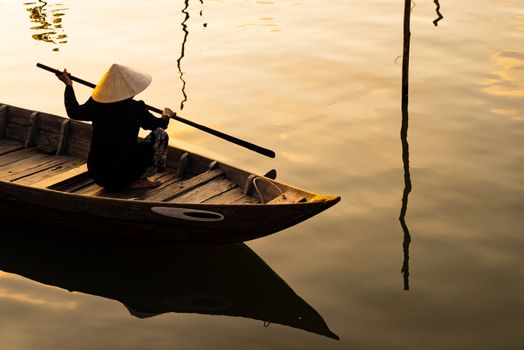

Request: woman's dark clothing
left=64, top=85, right=168, bottom=191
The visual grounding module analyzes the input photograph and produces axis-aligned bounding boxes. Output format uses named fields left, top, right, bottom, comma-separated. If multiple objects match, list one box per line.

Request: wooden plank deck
left=33, top=164, right=89, bottom=189
left=48, top=169, right=93, bottom=192
left=0, top=148, right=41, bottom=168
left=85, top=169, right=181, bottom=200
left=4, top=152, right=65, bottom=172
left=148, top=168, right=225, bottom=202
left=0, top=139, right=25, bottom=156
left=0, top=109, right=286, bottom=206
left=71, top=181, right=103, bottom=195
left=0, top=137, right=261, bottom=204
left=0, top=155, right=79, bottom=183
left=202, top=187, right=258, bottom=204
left=168, top=176, right=237, bottom=203
left=267, top=190, right=307, bottom=204
left=0, top=139, right=88, bottom=186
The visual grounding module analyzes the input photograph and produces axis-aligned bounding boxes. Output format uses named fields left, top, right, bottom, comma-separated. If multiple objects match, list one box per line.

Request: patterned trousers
left=140, top=128, right=169, bottom=179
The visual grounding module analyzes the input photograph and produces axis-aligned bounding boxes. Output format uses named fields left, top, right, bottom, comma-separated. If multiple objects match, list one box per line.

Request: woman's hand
left=161, top=107, right=175, bottom=128
left=55, top=69, right=73, bottom=86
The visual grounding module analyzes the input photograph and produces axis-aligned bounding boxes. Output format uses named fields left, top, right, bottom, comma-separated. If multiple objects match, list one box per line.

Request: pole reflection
left=433, top=0, right=444, bottom=26
left=400, top=0, right=412, bottom=291
left=23, top=0, right=68, bottom=52
left=177, top=0, right=190, bottom=110
left=177, top=0, right=207, bottom=110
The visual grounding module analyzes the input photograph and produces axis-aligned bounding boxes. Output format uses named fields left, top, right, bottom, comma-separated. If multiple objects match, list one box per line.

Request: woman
left=56, top=63, right=175, bottom=191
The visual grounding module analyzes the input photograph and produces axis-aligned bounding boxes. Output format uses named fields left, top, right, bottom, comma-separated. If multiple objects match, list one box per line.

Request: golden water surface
left=0, top=0, right=523, bottom=349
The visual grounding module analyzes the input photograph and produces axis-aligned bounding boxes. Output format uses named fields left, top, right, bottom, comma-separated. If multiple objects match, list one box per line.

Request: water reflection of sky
left=482, top=51, right=524, bottom=97
left=0, top=270, right=79, bottom=312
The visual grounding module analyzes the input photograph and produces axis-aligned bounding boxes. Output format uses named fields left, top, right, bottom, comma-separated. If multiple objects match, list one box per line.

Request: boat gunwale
left=0, top=176, right=340, bottom=208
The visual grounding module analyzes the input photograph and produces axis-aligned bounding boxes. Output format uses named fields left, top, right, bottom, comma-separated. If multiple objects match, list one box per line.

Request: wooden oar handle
left=36, top=63, right=96, bottom=89
left=128, top=104, right=275, bottom=158
left=167, top=114, right=276, bottom=158
left=36, top=63, right=276, bottom=158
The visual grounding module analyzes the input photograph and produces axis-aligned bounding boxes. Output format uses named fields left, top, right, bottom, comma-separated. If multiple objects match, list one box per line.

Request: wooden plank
left=267, top=190, right=307, bottom=204
left=14, top=158, right=86, bottom=186
left=66, top=120, right=91, bottom=159
left=27, top=113, right=64, bottom=154
left=0, top=139, right=24, bottom=156
left=34, top=129, right=59, bottom=154
left=164, top=147, right=216, bottom=177
left=5, top=123, right=29, bottom=143
left=52, top=174, right=94, bottom=192
left=69, top=168, right=179, bottom=198
left=24, top=112, right=39, bottom=148
left=0, top=152, right=56, bottom=175
left=56, top=119, right=71, bottom=155
left=166, top=146, right=185, bottom=169
left=74, top=167, right=182, bottom=196
left=28, top=112, right=65, bottom=154
left=176, top=152, right=189, bottom=178
left=0, top=148, right=41, bottom=167
left=0, top=105, right=7, bottom=138
left=145, top=169, right=224, bottom=202
left=72, top=182, right=102, bottom=195
left=0, top=154, right=72, bottom=181
left=93, top=168, right=180, bottom=199
left=5, top=106, right=32, bottom=142
left=232, top=194, right=260, bottom=204
left=201, top=186, right=246, bottom=204
left=32, top=163, right=89, bottom=189
left=168, top=177, right=237, bottom=203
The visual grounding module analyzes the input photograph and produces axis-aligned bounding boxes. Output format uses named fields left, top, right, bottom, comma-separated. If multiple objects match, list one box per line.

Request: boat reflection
left=0, top=224, right=339, bottom=340
left=23, top=0, right=68, bottom=51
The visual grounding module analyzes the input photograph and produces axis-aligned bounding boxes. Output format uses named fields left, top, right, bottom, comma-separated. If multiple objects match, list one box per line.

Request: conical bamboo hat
left=92, top=64, right=152, bottom=103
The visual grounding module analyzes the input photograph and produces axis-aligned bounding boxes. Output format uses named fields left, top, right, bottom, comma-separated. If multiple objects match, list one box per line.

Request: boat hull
left=0, top=180, right=340, bottom=243
left=0, top=102, right=340, bottom=243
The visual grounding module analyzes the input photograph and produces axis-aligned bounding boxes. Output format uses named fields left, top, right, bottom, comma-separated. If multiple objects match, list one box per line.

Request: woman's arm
left=138, top=101, right=172, bottom=130
left=56, top=69, right=93, bottom=121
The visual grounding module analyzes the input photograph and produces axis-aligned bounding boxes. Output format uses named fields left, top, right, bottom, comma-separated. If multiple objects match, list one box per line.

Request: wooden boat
left=0, top=103, right=340, bottom=243
left=0, top=226, right=339, bottom=339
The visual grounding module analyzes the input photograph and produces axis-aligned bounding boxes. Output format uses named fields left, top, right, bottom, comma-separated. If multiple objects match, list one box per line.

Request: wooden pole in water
left=36, top=63, right=276, bottom=158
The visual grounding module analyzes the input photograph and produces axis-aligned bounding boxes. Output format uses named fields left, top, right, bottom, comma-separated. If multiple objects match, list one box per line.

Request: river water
left=1, top=0, right=523, bottom=349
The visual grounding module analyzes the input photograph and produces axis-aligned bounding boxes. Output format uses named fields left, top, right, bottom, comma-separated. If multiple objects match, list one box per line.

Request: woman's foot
left=129, top=178, right=161, bottom=189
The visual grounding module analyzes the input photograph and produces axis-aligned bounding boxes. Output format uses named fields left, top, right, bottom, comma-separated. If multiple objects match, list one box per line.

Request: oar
left=36, top=63, right=276, bottom=158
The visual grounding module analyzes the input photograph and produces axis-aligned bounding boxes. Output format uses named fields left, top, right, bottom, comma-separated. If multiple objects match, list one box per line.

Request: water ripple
left=23, top=0, right=68, bottom=52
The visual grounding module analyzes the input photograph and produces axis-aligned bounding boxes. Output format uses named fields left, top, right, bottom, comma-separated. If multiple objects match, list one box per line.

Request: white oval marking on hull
left=151, top=206, right=224, bottom=222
